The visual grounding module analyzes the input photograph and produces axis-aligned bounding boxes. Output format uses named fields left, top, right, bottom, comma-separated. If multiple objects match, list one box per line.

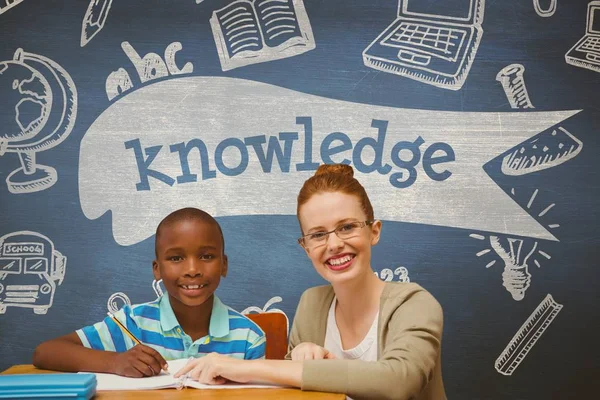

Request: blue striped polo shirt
left=76, top=294, right=265, bottom=360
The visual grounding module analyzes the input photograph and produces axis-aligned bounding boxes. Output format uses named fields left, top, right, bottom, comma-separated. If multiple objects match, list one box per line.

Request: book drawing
left=210, top=0, right=315, bottom=71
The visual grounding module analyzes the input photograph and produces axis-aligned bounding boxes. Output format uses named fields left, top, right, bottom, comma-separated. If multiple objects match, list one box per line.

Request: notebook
left=0, top=373, right=96, bottom=399
left=565, top=1, right=600, bottom=73
left=87, top=358, right=279, bottom=391
left=362, top=0, right=485, bottom=90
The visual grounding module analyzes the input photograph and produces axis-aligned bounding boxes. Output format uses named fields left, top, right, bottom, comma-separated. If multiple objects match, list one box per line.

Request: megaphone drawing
left=0, top=48, right=77, bottom=194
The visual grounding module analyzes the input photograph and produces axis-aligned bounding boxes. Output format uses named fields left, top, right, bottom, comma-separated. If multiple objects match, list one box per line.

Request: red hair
left=297, top=164, right=374, bottom=225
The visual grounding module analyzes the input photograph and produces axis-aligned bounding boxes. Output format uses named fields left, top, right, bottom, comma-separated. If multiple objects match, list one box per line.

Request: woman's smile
left=325, top=253, right=355, bottom=271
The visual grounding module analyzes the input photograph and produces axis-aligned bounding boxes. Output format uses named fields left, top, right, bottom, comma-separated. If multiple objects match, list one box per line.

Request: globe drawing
left=0, top=48, right=77, bottom=194
left=0, top=60, right=52, bottom=142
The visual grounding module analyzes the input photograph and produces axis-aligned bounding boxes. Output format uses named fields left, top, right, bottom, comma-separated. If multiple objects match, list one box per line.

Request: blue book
left=0, top=373, right=96, bottom=399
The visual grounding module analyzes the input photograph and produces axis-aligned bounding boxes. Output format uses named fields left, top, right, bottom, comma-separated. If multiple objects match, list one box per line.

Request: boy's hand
left=112, top=345, right=168, bottom=377
left=290, top=342, right=336, bottom=361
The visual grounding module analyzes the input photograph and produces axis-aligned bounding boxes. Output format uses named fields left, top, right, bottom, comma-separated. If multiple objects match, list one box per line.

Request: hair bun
left=314, top=164, right=354, bottom=178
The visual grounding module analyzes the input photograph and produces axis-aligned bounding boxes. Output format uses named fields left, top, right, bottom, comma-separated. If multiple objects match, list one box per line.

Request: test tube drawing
left=496, top=64, right=535, bottom=109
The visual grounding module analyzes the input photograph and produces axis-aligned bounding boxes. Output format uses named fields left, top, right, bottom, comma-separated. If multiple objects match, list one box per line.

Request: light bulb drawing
left=471, top=233, right=550, bottom=301
left=469, top=187, right=557, bottom=301
left=0, top=48, right=77, bottom=194
left=489, top=236, right=536, bottom=301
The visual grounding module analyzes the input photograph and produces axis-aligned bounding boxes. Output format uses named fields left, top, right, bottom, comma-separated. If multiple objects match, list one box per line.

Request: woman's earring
left=152, top=279, right=164, bottom=298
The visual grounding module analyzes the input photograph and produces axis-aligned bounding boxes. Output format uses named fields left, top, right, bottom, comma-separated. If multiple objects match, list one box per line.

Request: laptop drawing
left=565, top=1, right=600, bottom=73
left=363, top=0, right=485, bottom=90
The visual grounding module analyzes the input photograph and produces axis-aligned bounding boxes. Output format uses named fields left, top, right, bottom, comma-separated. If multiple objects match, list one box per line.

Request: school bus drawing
left=0, top=231, right=66, bottom=315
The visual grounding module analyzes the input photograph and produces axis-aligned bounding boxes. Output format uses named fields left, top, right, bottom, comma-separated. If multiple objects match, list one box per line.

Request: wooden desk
left=2, top=365, right=344, bottom=399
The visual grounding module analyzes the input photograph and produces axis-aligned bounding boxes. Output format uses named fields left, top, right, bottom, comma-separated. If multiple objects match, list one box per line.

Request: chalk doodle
left=105, top=41, right=193, bottom=101
left=209, top=0, right=315, bottom=71
left=0, top=231, right=67, bottom=315
left=565, top=1, right=600, bottom=73
left=363, top=0, right=485, bottom=90
left=242, top=296, right=289, bottom=331
left=152, top=279, right=164, bottom=299
left=470, top=230, right=551, bottom=301
left=81, top=0, right=113, bottom=47
left=0, top=48, right=78, bottom=194
left=495, top=294, right=563, bottom=375
left=501, top=126, right=582, bottom=176
left=374, top=266, right=410, bottom=282
left=79, top=76, right=579, bottom=246
left=496, top=64, right=534, bottom=109
left=107, top=291, right=131, bottom=313
left=533, top=0, right=557, bottom=17
left=0, top=0, right=24, bottom=16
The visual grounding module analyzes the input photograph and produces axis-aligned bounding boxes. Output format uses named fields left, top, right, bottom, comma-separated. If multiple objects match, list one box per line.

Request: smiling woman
left=175, top=165, right=446, bottom=400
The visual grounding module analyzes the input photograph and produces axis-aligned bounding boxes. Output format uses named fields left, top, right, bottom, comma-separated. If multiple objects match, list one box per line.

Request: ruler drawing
left=495, top=294, right=563, bottom=375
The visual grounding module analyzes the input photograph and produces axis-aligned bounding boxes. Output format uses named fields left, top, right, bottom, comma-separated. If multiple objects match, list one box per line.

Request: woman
left=175, top=164, right=446, bottom=400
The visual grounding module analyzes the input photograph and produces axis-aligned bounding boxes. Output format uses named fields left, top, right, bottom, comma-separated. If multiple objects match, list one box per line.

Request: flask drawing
left=489, top=236, right=537, bottom=301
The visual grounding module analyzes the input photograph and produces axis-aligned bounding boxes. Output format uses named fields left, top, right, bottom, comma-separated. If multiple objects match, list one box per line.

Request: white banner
left=79, top=76, right=579, bottom=245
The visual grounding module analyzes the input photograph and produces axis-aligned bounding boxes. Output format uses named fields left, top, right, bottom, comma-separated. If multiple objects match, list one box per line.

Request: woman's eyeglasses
left=298, top=220, right=374, bottom=249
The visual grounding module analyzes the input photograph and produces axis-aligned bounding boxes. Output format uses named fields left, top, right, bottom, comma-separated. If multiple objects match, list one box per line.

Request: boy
left=33, top=208, right=266, bottom=377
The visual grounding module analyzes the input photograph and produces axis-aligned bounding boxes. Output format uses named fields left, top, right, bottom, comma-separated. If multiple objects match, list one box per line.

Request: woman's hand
left=290, top=342, right=336, bottom=361
left=112, top=344, right=168, bottom=377
left=174, top=353, right=251, bottom=385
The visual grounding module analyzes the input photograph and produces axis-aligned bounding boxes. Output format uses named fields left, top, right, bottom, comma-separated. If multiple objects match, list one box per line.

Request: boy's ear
left=370, top=220, right=382, bottom=246
left=152, top=260, right=161, bottom=280
left=221, top=254, right=228, bottom=278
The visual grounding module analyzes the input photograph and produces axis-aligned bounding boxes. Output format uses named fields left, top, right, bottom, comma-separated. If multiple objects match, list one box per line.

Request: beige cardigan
left=287, top=282, right=446, bottom=400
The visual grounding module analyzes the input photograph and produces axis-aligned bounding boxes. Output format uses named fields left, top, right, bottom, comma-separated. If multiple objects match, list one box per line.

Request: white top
left=324, top=297, right=379, bottom=361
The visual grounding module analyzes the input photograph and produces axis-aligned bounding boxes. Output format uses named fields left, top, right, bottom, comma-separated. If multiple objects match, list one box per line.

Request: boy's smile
left=152, top=218, right=228, bottom=313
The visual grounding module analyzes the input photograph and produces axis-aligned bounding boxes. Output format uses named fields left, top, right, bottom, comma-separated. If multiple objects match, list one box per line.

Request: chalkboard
left=0, top=0, right=598, bottom=398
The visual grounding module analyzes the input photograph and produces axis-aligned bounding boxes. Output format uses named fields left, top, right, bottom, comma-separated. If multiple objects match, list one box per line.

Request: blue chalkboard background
left=1, top=0, right=598, bottom=398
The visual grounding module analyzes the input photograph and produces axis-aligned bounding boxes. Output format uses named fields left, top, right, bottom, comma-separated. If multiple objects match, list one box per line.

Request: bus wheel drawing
left=0, top=231, right=67, bottom=315
left=0, top=48, right=78, bottom=194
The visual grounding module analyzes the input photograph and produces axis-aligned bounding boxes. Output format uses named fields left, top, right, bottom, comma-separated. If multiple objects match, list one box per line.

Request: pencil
left=80, top=0, right=113, bottom=47
left=107, top=312, right=142, bottom=345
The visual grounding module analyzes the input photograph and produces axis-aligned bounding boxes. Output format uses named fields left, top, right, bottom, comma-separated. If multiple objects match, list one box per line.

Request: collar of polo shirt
left=158, top=293, right=230, bottom=339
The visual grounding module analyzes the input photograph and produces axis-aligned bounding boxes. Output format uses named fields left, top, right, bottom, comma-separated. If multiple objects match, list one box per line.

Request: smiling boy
left=33, top=208, right=266, bottom=377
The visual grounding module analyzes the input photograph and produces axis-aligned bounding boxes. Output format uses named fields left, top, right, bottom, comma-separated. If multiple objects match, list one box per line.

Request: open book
left=86, top=358, right=278, bottom=391
left=210, top=0, right=315, bottom=71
